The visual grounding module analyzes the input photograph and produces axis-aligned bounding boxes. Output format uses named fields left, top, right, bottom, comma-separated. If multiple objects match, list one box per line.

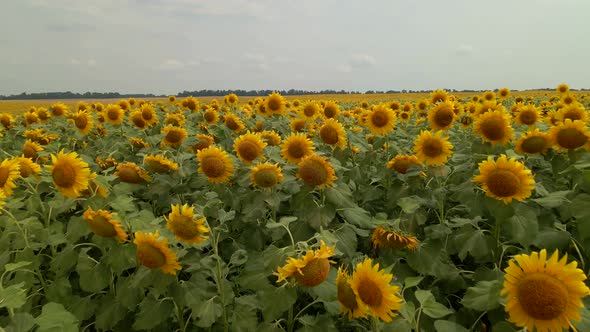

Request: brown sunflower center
left=320, top=125, right=339, bottom=145
left=324, top=106, right=337, bottom=118
left=562, top=110, right=582, bottom=121
left=88, top=215, right=118, bottom=237
left=137, top=244, right=166, bottom=269
left=486, top=169, right=520, bottom=197
left=433, top=106, right=454, bottom=128
left=304, top=106, right=316, bottom=117
left=237, top=141, right=261, bottom=161
left=517, top=273, right=569, bottom=320
left=204, top=111, right=216, bottom=123
left=52, top=163, right=76, bottom=188
left=287, top=142, right=307, bottom=159
left=0, top=167, right=9, bottom=186
left=141, top=109, right=153, bottom=120
left=254, top=169, right=279, bottom=188
left=201, top=156, right=225, bottom=178
left=521, top=136, right=547, bottom=153
left=117, top=166, right=143, bottom=183
left=357, top=278, right=383, bottom=306
left=294, top=258, right=330, bottom=287
left=479, top=117, right=506, bottom=141
left=38, top=111, right=49, bottom=120
left=371, top=110, right=389, bottom=128
left=267, top=98, right=281, bottom=112
left=147, top=160, right=172, bottom=173
left=337, top=277, right=358, bottom=311
left=401, top=112, right=409, bottom=120
left=392, top=159, right=414, bottom=174
left=107, top=109, right=120, bottom=121
left=422, top=138, right=443, bottom=157
left=169, top=215, right=201, bottom=240
left=299, top=160, right=328, bottom=186
left=226, top=117, right=240, bottom=130
left=563, top=96, right=574, bottom=104
left=165, top=130, right=183, bottom=143
left=556, top=127, right=587, bottom=149
left=292, top=120, right=306, bottom=132
left=132, top=116, right=146, bottom=128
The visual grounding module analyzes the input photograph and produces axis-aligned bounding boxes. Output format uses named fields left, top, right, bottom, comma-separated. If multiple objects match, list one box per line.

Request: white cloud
left=338, top=54, right=376, bottom=72
left=456, top=44, right=474, bottom=55
left=87, top=59, right=97, bottom=66
left=70, top=58, right=81, bottom=65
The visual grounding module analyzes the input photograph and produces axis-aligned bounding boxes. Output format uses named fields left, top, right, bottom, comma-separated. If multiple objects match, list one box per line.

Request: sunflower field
left=1, top=86, right=590, bottom=332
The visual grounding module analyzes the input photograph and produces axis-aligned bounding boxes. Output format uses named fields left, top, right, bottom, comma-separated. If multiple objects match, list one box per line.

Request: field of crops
left=1, top=86, right=590, bottom=332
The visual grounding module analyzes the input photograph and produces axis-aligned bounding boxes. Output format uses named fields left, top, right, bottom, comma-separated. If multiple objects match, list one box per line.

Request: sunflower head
left=290, top=118, right=307, bottom=133
left=498, top=87, right=511, bottom=98
left=261, top=130, right=281, bottom=146
left=337, top=267, right=367, bottom=319
left=473, top=110, right=514, bottom=145
left=412, top=130, right=454, bottom=166
left=428, top=101, right=456, bottom=131
left=430, top=89, right=449, bottom=104
left=161, top=125, right=188, bottom=148
left=130, top=137, right=149, bottom=149
left=234, top=132, right=267, bottom=164
left=197, top=146, right=235, bottom=183
left=514, top=104, right=541, bottom=126
left=372, top=225, right=419, bottom=250
left=50, top=103, right=69, bottom=117
left=203, top=108, right=219, bottom=124
left=46, top=150, right=91, bottom=198
left=0, top=158, right=21, bottom=196
left=22, top=139, right=43, bottom=160
left=83, top=208, right=128, bottom=242
left=116, top=162, right=152, bottom=184
left=473, top=154, right=535, bottom=204
left=165, top=204, right=209, bottom=244
left=265, top=92, right=286, bottom=115
left=501, top=249, right=590, bottom=332
left=386, top=155, right=421, bottom=174
left=366, top=104, right=396, bottom=135
left=250, top=163, right=283, bottom=188
left=281, top=132, right=315, bottom=164
left=319, top=119, right=347, bottom=149
left=134, top=231, right=181, bottom=275
left=322, top=101, right=340, bottom=119
left=72, top=110, right=94, bottom=134
left=549, top=119, right=590, bottom=151
left=296, top=154, right=337, bottom=188
left=515, top=129, right=552, bottom=155
left=223, top=113, right=245, bottom=132
left=274, top=241, right=335, bottom=287
left=13, top=156, right=41, bottom=178
left=103, top=104, right=125, bottom=125
left=558, top=103, right=587, bottom=123
left=144, top=154, right=179, bottom=173
left=556, top=83, right=570, bottom=94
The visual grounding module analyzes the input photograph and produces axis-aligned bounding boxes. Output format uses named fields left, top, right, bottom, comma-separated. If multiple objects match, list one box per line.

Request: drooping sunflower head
left=366, top=104, right=396, bottom=135
left=428, top=101, right=456, bottom=131
left=473, top=154, right=535, bottom=204
left=83, top=207, right=128, bottom=243
left=473, top=110, right=514, bottom=145
left=72, top=110, right=94, bottom=135
left=498, top=87, right=511, bottom=99
left=203, top=108, right=219, bottom=124
left=281, top=132, right=315, bottom=164
left=250, top=163, right=283, bottom=188
left=0, top=158, right=21, bottom=197
left=22, top=139, right=43, bottom=160
left=13, top=156, right=41, bottom=179
left=349, top=258, right=402, bottom=322
left=161, top=125, right=188, bottom=148
left=129, top=137, right=149, bottom=149
left=234, top=131, right=267, bottom=164
left=549, top=119, right=590, bottom=151
left=337, top=267, right=368, bottom=320
left=116, top=162, right=152, bottom=184
left=274, top=240, right=335, bottom=287
left=386, top=155, right=421, bottom=174
left=134, top=231, right=181, bottom=275
left=46, top=150, right=91, bottom=198
left=515, top=129, right=552, bottom=155
left=50, top=103, right=69, bottom=117
left=0, top=113, right=14, bottom=129
left=144, top=154, right=179, bottom=173
left=501, top=249, right=590, bottom=332
left=265, top=92, right=286, bottom=115
left=412, top=130, right=453, bottom=166
left=296, top=154, right=337, bottom=189
left=165, top=204, right=209, bottom=244
left=197, top=146, right=235, bottom=184
left=372, top=225, right=419, bottom=250
left=261, top=130, right=282, bottom=146
left=430, top=89, right=449, bottom=104
left=319, top=119, right=347, bottom=149
left=223, top=113, right=245, bottom=132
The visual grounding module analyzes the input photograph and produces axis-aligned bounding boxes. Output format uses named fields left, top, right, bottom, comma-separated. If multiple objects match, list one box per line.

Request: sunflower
left=372, top=225, right=419, bottom=250
left=386, top=155, right=421, bottom=174
left=319, top=119, right=347, bottom=149
left=183, top=96, right=199, bottom=111
left=24, top=112, right=39, bottom=126
left=274, top=240, right=335, bottom=287
left=0, top=113, right=14, bottom=129
left=514, top=104, right=541, bottom=126
left=116, top=162, right=152, bottom=184
left=417, top=99, right=429, bottom=111
left=223, top=113, right=245, bottom=132
left=264, top=92, right=286, bottom=115
left=483, top=91, right=496, bottom=101
left=117, top=99, right=130, bottom=111
left=261, top=130, right=281, bottom=146
left=473, top=154, right=535, bottom=204
left=501, top=249, right=590, bottom=332
left=322, top=101, right=340, bottom=119
left=498, top=87, right=511, bottom=99
left=412, top=130, right=453, bottom=166
left=549, top=119, right=590, bottom=151
left=103, top=104, right=124, bottom=125
left=300, top=102, right=321, bottom=121
left=168, top=95, right=176, bottom=102
left=337, top=267, right=368, bottom=319
left=165, top=204, right=209, bottom=244
left=428, top=101, right=456, bottom=130
left=144, top=154, right=179, bottom=173
left=190, top=134, right=215, bottom=153
left=129, top=110, right=147, bottom=129
left=389, top=101, right=401, bottom=112
left=290, top=118, right=307, bottom=132
left=203, top=108, right=219, bottom=124
left=250, top=163, right=283, bottom=188
left=82, top=172, right=108, bottom=198
left=83, top=208, right=128, bottom=243
left=161, top=125, right=188, bottom=148
left=473, top=110, right=514, bottom=145
left=134, top=231, right=181, bottom=275
left=13, top=156, right=41, bottom=178
left=50, top=103, right=69, bottom=117
left=366, top=104, right=396, bottom=135
left=139, top=104, right=158, bottom=127
left=556, top=83, right=570, bottom=95
left=22, top=139, right=43, bottom=160
left=234, top=132, right=267, bottom=164
left=71, top=110, right=94, bottom=135
left=197, top=146, right=235, bottom=183
left=558, top=104, right=587, bottom=123
left=281, top=133, right=315, bottom=164
left=515, top=129, right=552, bottom=155
left=430, top=89, right=449, bottom=104
left=164, top=112, right=186, bottom=127
left=46, top=150, right=91, bottom=198
left=129, top=137, right=149, bottom=149
left=36, top=108, right=50, bottom=122
left=349, top=258, right=402, bottom=322
left=561, top=93, right=576, bottom=106
left=296, top=154, right=337, bottom=188
left=0, top=158, right=20, bottom=196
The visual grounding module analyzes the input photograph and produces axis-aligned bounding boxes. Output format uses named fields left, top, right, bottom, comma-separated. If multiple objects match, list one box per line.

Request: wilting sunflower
left=46, top=150, right=91, bottom=198
left=197, top=146, right=235, bottom=183
left=473, top=110, right=514, bottom=145
left=22, top=139, right=43, bottom=160
left=13, top=156, right=41, bottom=178
left=233, top=132, right=267, bottom=164
left=549, top=119, right=590, bottom=151
left=558, top=104, right=587, bottom=123
left=261, top=130, right=281, bottom=146
left=0, top=158, right=20, bottom=196
left=430, top=89, right=449, bottom=104
left=144, top=154, right=179, bottom=173
left=250, top=163, right=283, bottom=188
left=372, top=225, right=419, bottom=250
left=501, top=249, right=590, bottom=332
left=514, top=104, right=541, bottom=126
left=556, top=83, right=570, bottom=95
left=129, top=137, right=149, bottom=149
left=281, top=132, right=315, bottom=164
left=386, top=155, right=421, bottom=174
left=134, top=231, right=181, bottom=275
left=498, top=87, right=511, bottom=99
left=265, top=92, right=286, bottom=115
left=223, top=113, right=245, bottom=132
left=322, top=101, right=340, bottom=119
left=71, top=110, right=94, bottom=135
left=102, top=104, right=125, bottom=125
left=50, top=103, right=69, bottom=117
left=412, top=130, right=453, bottom=166
left=349, top=258, right=402, bottom=322
left=337, top=267, right=368, bottom=319
left=116, top=162, right=152, bottom=184
left=515, top=129, right=552, bottom=155
left=473, top=154, right=535, bottom=204
left=428, top=101, right=456, bottom=131
left=161, top=125, right=188, bottom=148
left=296, top=154, right=337, bottom=188
left=203, top=108, right=219, bottom=124
left=165, top=204, right=209, bottom=244
left=274, top=240, right=335, bottom=287
left=366, top=104, right=396, bottom=135
left=83, top=208, right=128, bottom=243
left=319, top=119, right=347, bottom=149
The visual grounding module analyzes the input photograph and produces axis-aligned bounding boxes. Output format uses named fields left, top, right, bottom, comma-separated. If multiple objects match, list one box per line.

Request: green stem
left=371, top=316, right=380, bottom=332
left=175, top=301, right=186, bottom=332
left=1, top=208, right=30, bottom=248
left=415, top=308, right=422, bottom=332
left=287, top=306, right=294, bottom=332
left=211, top=229, right=229, bottom=332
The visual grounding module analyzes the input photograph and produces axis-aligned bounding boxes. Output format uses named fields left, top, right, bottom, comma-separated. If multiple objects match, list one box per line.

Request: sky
left=1, top=0, right=589, bottom=95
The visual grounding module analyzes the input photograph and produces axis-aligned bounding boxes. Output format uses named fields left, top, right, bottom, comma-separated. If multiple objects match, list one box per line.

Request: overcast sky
left=1, top=0, right=589, bottom=95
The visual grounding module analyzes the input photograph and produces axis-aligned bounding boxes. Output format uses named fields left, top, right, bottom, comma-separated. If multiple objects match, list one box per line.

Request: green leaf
left=0, top=282, right=27, bottom=309
left=434, top=320, right=469, bottom=332
left=415, top=289, right=453, bottom=318
left=231, top=296, right=259, bottom=332
left=533, top=190, right=571, bottom=208
left=193, top=297, right=222, bottom=328
left=7, top=312, right=35, bottom=332
left=461, top=279, right=502, bottom=311
left=403, top=276, right=424, bottom=289
left=95, top=297, right=126, bottom=330
left=76, top=250, right=109, bottom=293
left=452, top=226, right=493, bottom=261
left=110, top=194, right=136, bottom=212
left=397, top=196, right=421, bottom=214
left=331, top=224, right=358, bottom=258
left=259, top=286, right=297, bottom=321
left=229, top=249, right=248, bottom=267
left=35, top=302, right=79, bottom=332
left=132, top=296, right=174, bottom=330
left=3, top=261, right=31, bottom=272
left=339, top=206, right=372, bottom=228
left=505, top=204, right=538, bottom=246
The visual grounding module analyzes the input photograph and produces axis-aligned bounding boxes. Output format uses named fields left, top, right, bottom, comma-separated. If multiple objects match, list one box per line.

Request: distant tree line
left=0, top=91, right=164, bottom=100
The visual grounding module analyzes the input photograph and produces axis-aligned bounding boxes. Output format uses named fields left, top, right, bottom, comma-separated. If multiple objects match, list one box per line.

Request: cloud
left=242, top=52, right=270, bottom=72
left=70, top=58, right=81, bottom=65
left=337, top=54, right=376, bottom=72
left=456, top=44, right=474, bottom=56
left=69, top=58, right=97, bottom=66
left=134, top=0, right=272, bottom=18
left=159, top=59, right=185, bottom=70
